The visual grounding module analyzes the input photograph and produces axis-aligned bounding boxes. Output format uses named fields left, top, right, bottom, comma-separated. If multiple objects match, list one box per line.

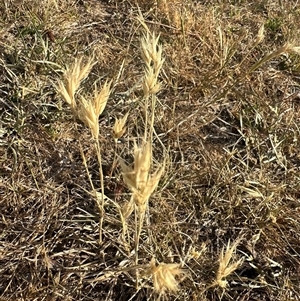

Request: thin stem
left=74, top=122, right=95, bottom=191
left=149, top=94, right=157, bottom=145
left=110, top=141, right=118, bottom=177
left=134, top=207, right=140, bottom=289
left=135, top=206, right=147, bottom=290
left=75, top=123, right=106, bottom=245
left=95, top=139, right=105, bottom=244
left=144, top=95, right=149, bottom=142
left=248, top=44, right=290, bottom=74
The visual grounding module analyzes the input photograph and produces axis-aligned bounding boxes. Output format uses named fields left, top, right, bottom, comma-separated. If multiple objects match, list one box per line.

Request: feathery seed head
left=119, top=142, right=151, bottom=193
left=271, top=42, right=300, bottom=59
left=57, top=80, right=75, bottom=109
left=119, top=158, right=137, bottom=192
left=121, top=198, right=135, bottom=220
left=134, top=164, right=164, bottom=207
left=56, top=57, right=96, bottom=112
left=141, top=33, right=152, bottom=68
left=134, top=142, right=152, bottom=189
left=255, top=24, right=265, bottom=45
left=285, top=43, right=300, bottom=54
left=143, top=67, right=162, bottom=96
left=145, top=258, right=185, bottom=293
left=120, top=142, right=164, bottom=213
left=113, top=112, right=129, bottom=143
left=140, top=31, right=164, bottom=96
left=65, top=57, right=95, bottom=99
left=78, top=96, right=99, bottom=138
left=77, top=57, right=96, bottom=83
left=93, top=80, right=112, bottom=117
left=141, top=32, right=163, bottom=67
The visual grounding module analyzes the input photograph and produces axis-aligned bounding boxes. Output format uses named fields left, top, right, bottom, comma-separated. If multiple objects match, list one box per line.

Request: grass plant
left=56, top=58, right=112, bottom=244
left=1, top=1, right=300, bottom=300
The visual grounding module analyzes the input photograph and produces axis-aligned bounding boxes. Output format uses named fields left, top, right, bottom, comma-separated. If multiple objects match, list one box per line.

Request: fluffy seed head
left=121, top=198, right=135, bottom=220
left=134, top=142, right=152, bottom=189
left=284, top=43, right=300, bottom=54
left=140, top=31, right=164, bottom=96
left=93, top=80, right=111, bottom=117
left=144, top=258, right=185, bottom=293
left=143, top=67, right=162, bottom=96
left=113, top=112, right=129, bottom=143
left=141, top=32, right=163, bottom=69
left=119, top=142, right=152, bottom=192
left=56, top=57, right=95, bottom=111
left=78, top=96, right=99, bottom=138
left=255, top=24, right=265, bottom=45
left=76, top=80, right=111, bottom=138
left=120, top=141, right=164, bottom=213
left=133, top=165, right=164, bottom=211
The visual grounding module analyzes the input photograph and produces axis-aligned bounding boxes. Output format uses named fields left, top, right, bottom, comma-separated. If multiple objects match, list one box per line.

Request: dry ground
left=1, top=0, right=300, bottom=300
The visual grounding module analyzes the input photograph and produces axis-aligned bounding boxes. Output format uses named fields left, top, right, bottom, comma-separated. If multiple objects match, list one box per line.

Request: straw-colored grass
left=56, top=58, right=112, bottom=244
left=113, top=111, right=129, bottom=143
left=215, top=239, right=244, bottom=288
left=1, top=1, right=300, bottom=300
left=143, top=258, right=186, bottom=294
